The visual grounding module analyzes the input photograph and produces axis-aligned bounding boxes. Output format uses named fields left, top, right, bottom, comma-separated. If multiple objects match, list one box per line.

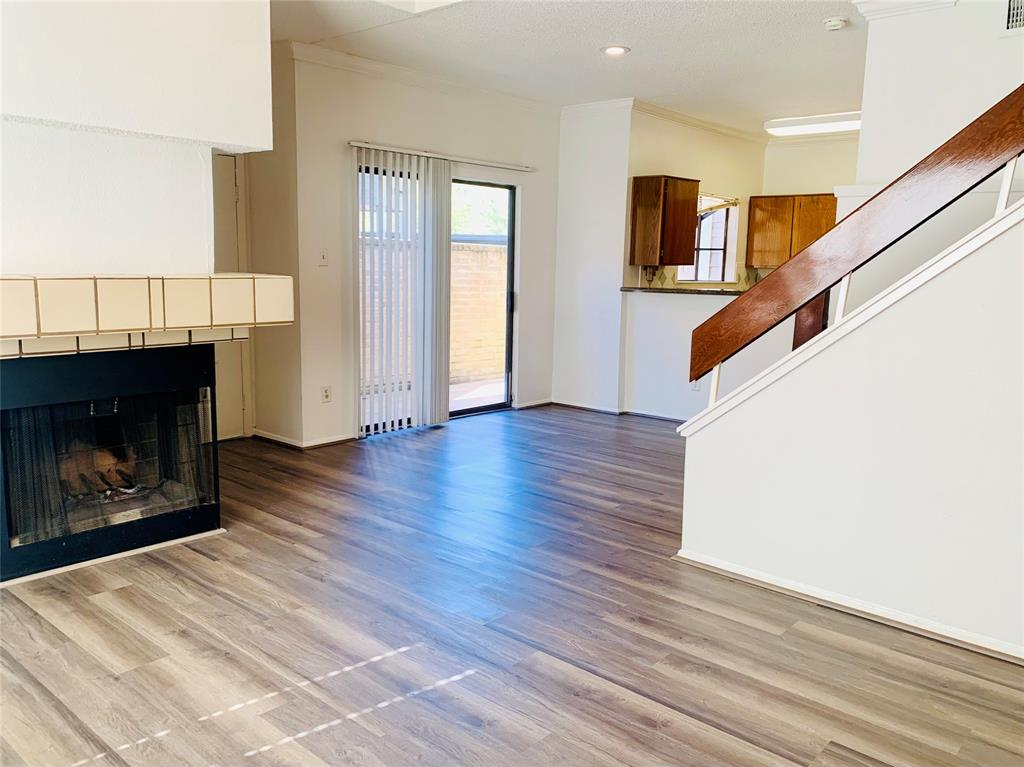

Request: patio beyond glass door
left=449, top=181, right=514, bottom=415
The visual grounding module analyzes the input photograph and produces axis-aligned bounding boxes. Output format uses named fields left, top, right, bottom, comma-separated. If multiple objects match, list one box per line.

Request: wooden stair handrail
left=690, top=83, right=1024, bottom=382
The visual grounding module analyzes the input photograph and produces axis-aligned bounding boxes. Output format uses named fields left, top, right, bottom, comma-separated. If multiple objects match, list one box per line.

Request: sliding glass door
left=449, top=180, right=514, bottom=415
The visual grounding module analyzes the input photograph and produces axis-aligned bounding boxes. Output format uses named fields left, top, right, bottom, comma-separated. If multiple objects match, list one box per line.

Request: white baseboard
left=513, top=399, right=552, bottom=409
left=252, top=429, right=355, bottom=449
left=1, top=528, right=226, bottom=588
left=252, top=428, right=303, bottom=447
left=621, top=407, right=687, bottom=424
left=549, top=400, right=624, bottom=415
left=676, top=549, right=1024, bottom=662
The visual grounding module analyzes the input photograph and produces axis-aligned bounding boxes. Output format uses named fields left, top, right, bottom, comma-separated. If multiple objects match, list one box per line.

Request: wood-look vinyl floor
left=1, top=405, right=1021, bottom=767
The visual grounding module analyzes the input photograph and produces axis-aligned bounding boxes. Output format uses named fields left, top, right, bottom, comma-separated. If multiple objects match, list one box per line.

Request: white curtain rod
left=348, top=141, right=535, bottom=173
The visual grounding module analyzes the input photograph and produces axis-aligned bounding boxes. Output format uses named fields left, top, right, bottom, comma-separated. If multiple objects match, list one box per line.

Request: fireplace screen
left=2, top=389, right=214, bottom=548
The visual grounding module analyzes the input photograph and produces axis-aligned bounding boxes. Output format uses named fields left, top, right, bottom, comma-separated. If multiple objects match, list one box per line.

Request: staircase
left=677, top=85, right=1024, bottom=661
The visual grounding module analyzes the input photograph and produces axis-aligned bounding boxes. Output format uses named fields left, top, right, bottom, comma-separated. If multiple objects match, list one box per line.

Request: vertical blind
left=356, top=148, right=451, bottom=436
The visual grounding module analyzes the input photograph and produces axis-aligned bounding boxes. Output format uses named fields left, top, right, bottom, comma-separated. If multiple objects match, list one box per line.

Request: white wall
left=680, top=213, right=1024, bottom=657
left=762, top=134, right=859, bottom=195
left=1, top=1, right=272, bottom=277
left=1, top=120, right=214, bottom=274
left=550, top=100, right=634, bottom=413
left=1, top=0, right=272, bottom=151
left=855, top=1, right=1023, bottom=186
left=835, top=1, right=1024, bottom=316
left=250, top=44, right=560, bottom=446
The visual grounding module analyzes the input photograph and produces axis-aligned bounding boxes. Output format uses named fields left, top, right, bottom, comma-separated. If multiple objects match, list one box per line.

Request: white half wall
left=679, top=213, right=1024, bottom=657
left=1, top=0, right=272, bottom=151
left=550, top=100, right=634, bottom=413
left=621, top=292, right=793, bottom=421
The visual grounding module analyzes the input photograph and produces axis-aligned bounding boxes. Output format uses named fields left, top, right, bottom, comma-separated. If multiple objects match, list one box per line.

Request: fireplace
left=0, top=345, right=219, bottom=580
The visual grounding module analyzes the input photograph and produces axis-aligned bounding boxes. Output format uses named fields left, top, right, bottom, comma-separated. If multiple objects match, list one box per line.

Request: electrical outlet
left=318, top=248, right=329, bottom=267
left=320, top=386, right=332, bottom=403
left=691, top=380, right=701, bottom=392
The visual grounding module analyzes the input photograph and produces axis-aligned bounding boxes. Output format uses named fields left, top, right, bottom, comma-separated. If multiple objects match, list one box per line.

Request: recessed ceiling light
left=763, top=111, right=861, bottom=137
left=602, top=45, right=631, bottom=57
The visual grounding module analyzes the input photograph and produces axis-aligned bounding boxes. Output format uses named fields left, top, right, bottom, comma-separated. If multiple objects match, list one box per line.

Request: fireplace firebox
left=0, top=345, right=220, bottom=581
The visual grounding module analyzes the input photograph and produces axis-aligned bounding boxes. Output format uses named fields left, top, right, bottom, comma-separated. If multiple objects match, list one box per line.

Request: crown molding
left=286, top=42, right=557, bottom=115
left=853, top=0, right=957, bottom=22
left=631, top=101, right=766, bottom=145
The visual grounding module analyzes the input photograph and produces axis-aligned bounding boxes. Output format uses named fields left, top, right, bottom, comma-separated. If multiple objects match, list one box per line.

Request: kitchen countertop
left=620, top=286, right=746, bottom=296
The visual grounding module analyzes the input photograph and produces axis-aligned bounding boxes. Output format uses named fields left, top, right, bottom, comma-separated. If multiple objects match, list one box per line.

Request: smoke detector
left=823, top=16, right=849, bottom=31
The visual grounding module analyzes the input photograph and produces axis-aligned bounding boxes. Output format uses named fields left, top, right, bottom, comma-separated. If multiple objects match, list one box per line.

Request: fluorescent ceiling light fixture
left=763, top=111, right=861, bottom=137
left=602, top=45, right=631, bottom=56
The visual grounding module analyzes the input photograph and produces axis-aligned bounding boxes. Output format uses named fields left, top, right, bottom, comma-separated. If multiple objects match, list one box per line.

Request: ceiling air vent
left=1008, top=0, right=1024, bottom=30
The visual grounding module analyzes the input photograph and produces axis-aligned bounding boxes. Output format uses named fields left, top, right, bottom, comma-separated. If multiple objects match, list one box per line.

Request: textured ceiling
left=271, top=0, right=868, bottom=132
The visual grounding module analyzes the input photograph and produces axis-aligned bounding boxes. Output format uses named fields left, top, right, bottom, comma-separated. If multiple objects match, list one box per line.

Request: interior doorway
left=448, top=180, right=515, bottom=416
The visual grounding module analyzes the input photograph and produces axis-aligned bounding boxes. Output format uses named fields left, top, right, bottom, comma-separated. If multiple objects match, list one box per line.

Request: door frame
left=449, top=178, right=516, bottom=418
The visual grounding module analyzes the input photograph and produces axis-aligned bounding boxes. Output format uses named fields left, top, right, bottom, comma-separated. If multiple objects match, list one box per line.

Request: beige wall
left=762, top=134, right=859, bottom=196
left=628, top=105, right=767, bottom=289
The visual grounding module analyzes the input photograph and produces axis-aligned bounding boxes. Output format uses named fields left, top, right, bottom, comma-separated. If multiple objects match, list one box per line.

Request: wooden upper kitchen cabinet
left=629, top=175, right=700, bottom=267
left=746, top=196, right=794, bottom=268
left=792, top=194, right=838, bottom=253
left=746, top=193, right=837, bottom=269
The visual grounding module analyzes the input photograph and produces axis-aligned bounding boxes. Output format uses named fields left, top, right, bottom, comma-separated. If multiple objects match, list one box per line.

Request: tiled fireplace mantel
left=0, top=273, right=293, bottom=358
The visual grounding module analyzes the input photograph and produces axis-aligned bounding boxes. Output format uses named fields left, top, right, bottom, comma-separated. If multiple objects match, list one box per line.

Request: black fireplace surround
left=0, top=345, right=220, bottom=581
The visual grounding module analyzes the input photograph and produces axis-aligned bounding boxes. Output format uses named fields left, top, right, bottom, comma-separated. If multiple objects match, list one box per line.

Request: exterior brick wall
left=449, top=242, right=507, bottom=384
